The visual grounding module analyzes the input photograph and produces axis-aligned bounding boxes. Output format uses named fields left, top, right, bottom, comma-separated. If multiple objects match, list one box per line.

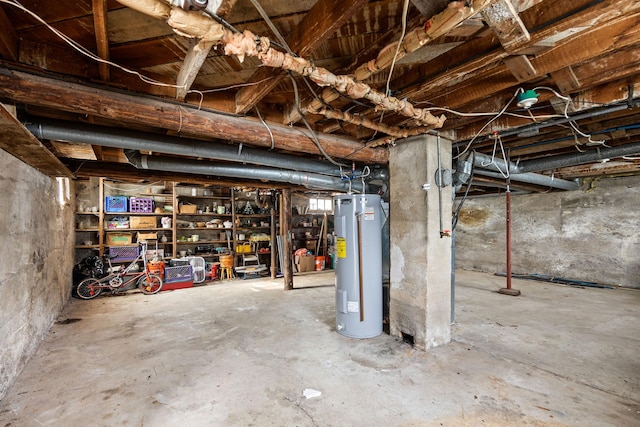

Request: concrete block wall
left=455, top=175, right=640, bottom=288
left=0, top=149, right=75, bottom=400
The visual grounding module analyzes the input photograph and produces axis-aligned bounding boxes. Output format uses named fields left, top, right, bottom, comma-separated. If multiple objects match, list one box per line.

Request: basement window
left=309, top=197, right=332, bottom=212
left=56, top=177, right=70, bottom=206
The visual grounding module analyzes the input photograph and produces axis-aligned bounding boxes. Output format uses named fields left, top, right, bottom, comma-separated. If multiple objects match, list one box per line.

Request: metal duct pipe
left=517, top=142, right=640, bottom=173
left=471, top=152, right=520, bottom=175
left=25, top=119, right=388, bottom=179
left=472, top=142, right=640, bottom=176
left=471, top=153, right=579, bottom=191
left=474, top=169, right=579, bottom=191
left=126, top=151, right=367, bottom=193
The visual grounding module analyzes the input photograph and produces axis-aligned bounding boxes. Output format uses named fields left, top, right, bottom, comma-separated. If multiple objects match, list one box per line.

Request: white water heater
left=334, top=194, right=382, bottom=338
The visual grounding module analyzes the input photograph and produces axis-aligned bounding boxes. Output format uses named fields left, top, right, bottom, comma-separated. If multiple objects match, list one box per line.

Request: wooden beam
left=92, top=145, right=104, bottom=161
left=0, top=104, right=73, bottom=177
left=92, top=0, right=110, bottom=81
left=0, top=5, right=18, bottom=61
left=503, top=55, right=537, bottom=82
left=551, top=66, right=581, bottom=93
left=19, top=39, right=94, bottom=79
left=481, top=0, right=530, bottom=53
left=0, top=67, right=387, bottom=164
left=173, top=0, right=238, bottom=102
left=234, top=0, right=369, bottom=114
left=176, top=39, right=213, bottom=101
left=281, top=189, right=293, bottom=290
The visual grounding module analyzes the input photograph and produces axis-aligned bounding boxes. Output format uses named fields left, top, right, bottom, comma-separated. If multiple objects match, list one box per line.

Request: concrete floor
left=1, top=270, right=639, bottom=426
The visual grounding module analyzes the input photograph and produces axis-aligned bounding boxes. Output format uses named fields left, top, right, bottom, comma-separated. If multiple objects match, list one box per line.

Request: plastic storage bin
left=164, top=265, right=193, bottom=284
left=105, top=196, right=128, bottom=213
left=129, top=197, right=154, bottom=213
left=108, top=246, right=139, bottom=262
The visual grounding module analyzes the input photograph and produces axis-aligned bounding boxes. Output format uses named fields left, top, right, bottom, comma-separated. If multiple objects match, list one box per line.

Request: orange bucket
left=314, top=256, right=325, bottom=271
left=220, top=255, right=234, bottom=268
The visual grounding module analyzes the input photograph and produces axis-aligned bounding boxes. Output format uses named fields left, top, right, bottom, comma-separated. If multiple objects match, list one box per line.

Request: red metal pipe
left=506, top=187, right=512, bottom=290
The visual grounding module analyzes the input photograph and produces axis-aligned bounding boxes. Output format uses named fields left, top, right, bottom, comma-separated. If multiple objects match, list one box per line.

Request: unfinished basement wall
left=0, top=149, right=75, bottom=400
left=455, top=175, right=640, bottom=288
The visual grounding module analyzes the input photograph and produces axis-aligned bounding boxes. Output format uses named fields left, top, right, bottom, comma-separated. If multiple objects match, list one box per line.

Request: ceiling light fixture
left=516, top=89, right=539, bottom=109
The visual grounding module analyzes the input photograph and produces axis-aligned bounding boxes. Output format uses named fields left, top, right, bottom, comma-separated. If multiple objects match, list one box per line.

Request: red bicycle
left=76, top=243, right=163, bottom=299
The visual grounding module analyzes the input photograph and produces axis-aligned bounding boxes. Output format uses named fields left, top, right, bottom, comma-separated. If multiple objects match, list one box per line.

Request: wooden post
left=270, top=206, right=277, bottom=279
left=98, top=177, right=104, bottom=256
left=282, top=189, right=293, bottom=290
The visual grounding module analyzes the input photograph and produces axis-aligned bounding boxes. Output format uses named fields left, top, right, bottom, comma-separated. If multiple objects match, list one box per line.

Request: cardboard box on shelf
left=136, top=232, right=158, bottom=242
left=295, top=254, right=315, bottom=272
left=179, top=204, right=197, bottom=214
left=106, top=232, right=133, bottom=245
left=130, top=216, right=157, bottom=229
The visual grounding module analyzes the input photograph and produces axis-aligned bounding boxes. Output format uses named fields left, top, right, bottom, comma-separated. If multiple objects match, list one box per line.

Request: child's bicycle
left=76, top=242, right=163, bottom=299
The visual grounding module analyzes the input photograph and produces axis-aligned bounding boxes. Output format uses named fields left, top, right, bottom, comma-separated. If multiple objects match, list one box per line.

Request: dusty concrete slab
left=1, top=270, right=639, bottom=426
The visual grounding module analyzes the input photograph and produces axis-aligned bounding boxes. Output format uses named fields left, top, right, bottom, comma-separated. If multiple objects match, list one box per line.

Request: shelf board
left=105, top=212, right=168, bottom=216
left=176, top=195, right=231, bottom=200
left=76, top=211, right=100, bottom=215
left=176, top=213, right=232, bottom=217
left=236, top=214, right=270, bottom=218
left=105, top=227, right=173, bottom=232
left=177, top=227, right=232, bottom=231
left=177, top=240, right=230, bottom=245
left=76, top=228, right=100, bottom=232
left=74, top=245, right=100, bottom=249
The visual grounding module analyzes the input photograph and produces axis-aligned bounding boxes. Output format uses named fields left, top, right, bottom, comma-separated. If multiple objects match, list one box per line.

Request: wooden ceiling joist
left=551, top=66, right=581, bottom=93
left=481, top=0, right=530, bottom=53
left=91, top=0, right=110, bottom=81
left=176, top=39, right=213, bottom=100
left=503, top=55, right=537, bottom=82
left=233, top=0, right=369, bottom=114
left=0, top=5, right=18, bottom=61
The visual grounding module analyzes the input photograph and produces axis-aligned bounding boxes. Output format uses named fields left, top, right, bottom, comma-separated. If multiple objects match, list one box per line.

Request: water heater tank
left=334, top=194, right=382, bottom=338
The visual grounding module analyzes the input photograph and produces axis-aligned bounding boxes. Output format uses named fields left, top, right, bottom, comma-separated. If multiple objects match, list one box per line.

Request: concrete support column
left=389, top=134, right=453, bottom=350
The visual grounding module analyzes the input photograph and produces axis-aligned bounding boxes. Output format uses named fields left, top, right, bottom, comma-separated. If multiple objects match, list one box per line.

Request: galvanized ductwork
left=472, top=144, right=640, bottom=175
left=468, top=152, right=579, bottom=191
left=26, top=119, right=387, bottom=179
left=473, top=169, right=578, bottom=191
left=125, top=151, right=368, bottom=193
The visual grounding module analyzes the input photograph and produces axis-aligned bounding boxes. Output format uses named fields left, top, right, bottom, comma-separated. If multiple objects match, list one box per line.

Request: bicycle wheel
left=138, top=274, right=163, bottom=295
left=76, top=278, right=102, bottom=300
